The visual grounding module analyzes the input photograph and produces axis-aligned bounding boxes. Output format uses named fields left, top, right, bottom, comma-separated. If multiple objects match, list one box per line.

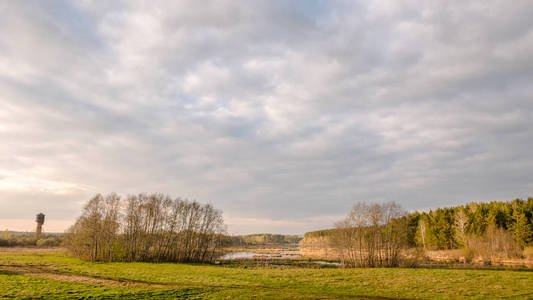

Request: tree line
left=0, top=231, right=61, bottom=248
left=407, top=198, right=532, bottom=261
left=306, top=198, right=533, bottom=266
left=220, top=234, right=302, bottom=247
left=64, top=193, right=225, bottom=263
left=406, top=198, right=533, bottom=249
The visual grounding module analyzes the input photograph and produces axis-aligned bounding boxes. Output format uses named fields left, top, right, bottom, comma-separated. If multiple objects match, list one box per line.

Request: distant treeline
left=64, top=193, right=225, bottom=263
left=303, top=229, right=336, bottom=240
left=304, top=198, right=533, bottom=252
left=0, top=231, right=62, bottom=248
left=220, top=233, right=301, bottom=246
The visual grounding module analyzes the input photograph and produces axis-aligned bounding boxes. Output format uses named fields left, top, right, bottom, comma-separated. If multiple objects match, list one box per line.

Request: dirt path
left=0, top=264, right=169, bottom=288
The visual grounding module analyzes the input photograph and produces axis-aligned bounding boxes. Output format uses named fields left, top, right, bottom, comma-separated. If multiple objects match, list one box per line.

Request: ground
left=0, top=250, right=532, bottom=299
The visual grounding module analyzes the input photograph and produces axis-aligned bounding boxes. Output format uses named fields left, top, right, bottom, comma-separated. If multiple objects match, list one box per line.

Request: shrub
left=524, top=247, right=533, bottom=260
left=462, top=247, right=476, bottom=263
left=400, top=248, right=426, bottom=267
left=466, top=225, right=523, bottom=263
left=36, top=237, right=60, bottom=247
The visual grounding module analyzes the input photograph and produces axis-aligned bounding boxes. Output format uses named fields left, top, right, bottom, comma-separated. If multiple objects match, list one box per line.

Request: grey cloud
left=1, top=0, right=533, bottom=234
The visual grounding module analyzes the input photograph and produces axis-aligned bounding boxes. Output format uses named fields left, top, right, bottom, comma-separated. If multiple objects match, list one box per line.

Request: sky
left=1, top=1, right=533, bottom=235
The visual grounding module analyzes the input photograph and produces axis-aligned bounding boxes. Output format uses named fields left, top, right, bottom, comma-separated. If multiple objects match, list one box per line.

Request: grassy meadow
left=0, top=251, right=532, bottom=299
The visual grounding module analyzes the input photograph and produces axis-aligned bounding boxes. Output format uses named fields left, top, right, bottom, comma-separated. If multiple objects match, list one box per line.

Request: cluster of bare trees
left=454, top=210, right=522, bottom=262
left=64, top=193, right=225, bottom=263
left=465, top=224, right=523, bottom=262
left=330, top=202, right=407, bottom=267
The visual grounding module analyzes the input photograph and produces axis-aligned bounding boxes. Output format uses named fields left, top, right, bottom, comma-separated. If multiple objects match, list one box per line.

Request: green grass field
left=0, top=251, right=532, bottom=299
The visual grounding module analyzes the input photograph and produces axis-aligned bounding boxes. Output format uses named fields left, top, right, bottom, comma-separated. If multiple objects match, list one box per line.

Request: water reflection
left=219, top=251, right=301, bottom=260
left=218, top=250, right=341, bottom=266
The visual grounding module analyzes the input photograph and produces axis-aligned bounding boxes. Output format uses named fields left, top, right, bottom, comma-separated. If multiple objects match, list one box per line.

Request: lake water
left=218, top=250, right=341, bottom=266
left=219, top=250, right=301, bottom=260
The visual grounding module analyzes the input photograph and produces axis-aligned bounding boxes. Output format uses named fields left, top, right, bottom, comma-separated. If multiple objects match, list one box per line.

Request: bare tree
left=454, top=209, right=469, bottom=248
left=418, top=219, right=427, bottom=250
left=66, top=193, right=225, bottom=263
left=467, top=223, right=522, bottom=263
left=331, top=202, right=407, bottom=267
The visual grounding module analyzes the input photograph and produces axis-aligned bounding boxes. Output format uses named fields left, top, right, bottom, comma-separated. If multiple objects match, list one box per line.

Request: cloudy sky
left=1, top=1, right=533, bottom=234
